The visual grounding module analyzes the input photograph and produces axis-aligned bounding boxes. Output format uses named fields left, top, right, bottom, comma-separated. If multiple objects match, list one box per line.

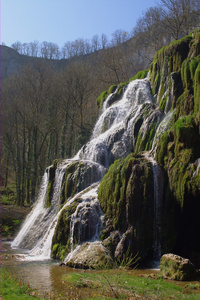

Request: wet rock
left=66, top=241, right=114, bottom=269
left=160, top=253, right=198, bottom=281
left=114, top=227, right=134, bottom=261
left=102, top=230, right=122, bottom=256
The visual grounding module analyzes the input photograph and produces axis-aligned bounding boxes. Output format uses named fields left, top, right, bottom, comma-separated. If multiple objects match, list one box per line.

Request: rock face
left=160, top=254, right=197, bottom=280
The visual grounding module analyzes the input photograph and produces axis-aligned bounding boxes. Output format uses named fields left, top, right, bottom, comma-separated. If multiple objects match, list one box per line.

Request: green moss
left=96, top=90, right=108, bottom=109
left=107, top=84, right=117, bottom=94
left=116, top=82, right=128, bottom=97
left=51, top=198, right=81, bottom=260
left=98, top=153, right=155, bottom=262
left=194, top=63, right=200, bottom=113
left=159, top=96, right=168, bottom=112
left=96, top=82, right=127, bottom=109
left=150, top=30, right=200, bottom=110
left=129, top=69, right=149, bottom=82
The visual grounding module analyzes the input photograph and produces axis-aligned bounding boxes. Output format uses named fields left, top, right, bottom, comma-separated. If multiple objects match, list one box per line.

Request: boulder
left=160, top=253, right=197, bottom=280
left=66, top=241, right=114, bottom=269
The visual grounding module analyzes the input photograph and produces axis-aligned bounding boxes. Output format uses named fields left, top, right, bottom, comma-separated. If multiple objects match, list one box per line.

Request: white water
left=144, top=152, right=163, bottom=263
left=11, top=160, right=75, bottom=251
left=11, top=172, right=49, bottom=249
left=78, top=79, right=153, bottom=167
left=12, top=77, right=171, bottom=263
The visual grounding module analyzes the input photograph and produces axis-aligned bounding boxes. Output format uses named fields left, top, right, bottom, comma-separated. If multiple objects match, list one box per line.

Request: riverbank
left=1, top=263, right=200, bottom=300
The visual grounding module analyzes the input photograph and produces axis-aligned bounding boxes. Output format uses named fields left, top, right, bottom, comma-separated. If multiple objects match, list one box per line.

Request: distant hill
left=0, top=45, right=71, bottom=80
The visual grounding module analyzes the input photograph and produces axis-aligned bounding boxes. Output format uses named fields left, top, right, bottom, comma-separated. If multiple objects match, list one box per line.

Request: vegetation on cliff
left=98, top=29, right=200, bottom=267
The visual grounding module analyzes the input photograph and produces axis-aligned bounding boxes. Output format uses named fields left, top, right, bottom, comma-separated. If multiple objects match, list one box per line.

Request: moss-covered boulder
left=66, top=241, right=114, bottom=269
left=98, top=153, right=156, bottom=264
left=60, top=160, right=106, bottom=205
left=160, top=254, right=198, bottom=280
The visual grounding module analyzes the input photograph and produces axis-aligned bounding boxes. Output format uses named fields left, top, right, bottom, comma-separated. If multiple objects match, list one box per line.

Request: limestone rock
left=66, top=241, right=114, bottom=269
left=160, top=253, right=197, bottom=281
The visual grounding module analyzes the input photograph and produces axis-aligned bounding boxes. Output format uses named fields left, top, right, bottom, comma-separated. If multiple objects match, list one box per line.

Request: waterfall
left=12, top=160, right=73, bottom=251
left=11, top=172, right=49, bottom=249
left=12, top=77, right=168, bottom=263
left=144, top=152, right=163, bottom=264
left=78, top=79, right=153, bottom=167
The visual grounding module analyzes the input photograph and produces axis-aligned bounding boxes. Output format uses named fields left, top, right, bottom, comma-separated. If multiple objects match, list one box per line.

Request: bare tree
left=158, top=0, right=200, bottom=39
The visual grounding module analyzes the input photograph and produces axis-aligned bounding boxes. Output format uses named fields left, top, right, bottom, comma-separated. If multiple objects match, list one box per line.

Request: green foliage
left=0, top=218, right=22, bottom=238
left=0, top=187, right=16, bottom=205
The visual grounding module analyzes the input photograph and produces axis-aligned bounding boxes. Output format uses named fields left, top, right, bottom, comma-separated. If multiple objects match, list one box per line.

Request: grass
left=62, top=269, right=200, bottom=299
left=0, top=268, right=44, bottom=300
left=1, top=266, right=200, bottom=299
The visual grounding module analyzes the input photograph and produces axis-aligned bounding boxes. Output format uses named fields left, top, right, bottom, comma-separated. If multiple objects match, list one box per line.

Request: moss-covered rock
left=66, top=241, right=114, bottom=269
left=160, top=254, right=197, bottom=281
left=60, top=161, right=106, bottom=205
left=98, top=153, right=155, bottom=263
left=51, top=198, right=81, bottom=260
left=129, top=69, right=149, bottom=82
left=134, top=105, right=163, bottom=153
left=150, top=29, right=200, bottom=115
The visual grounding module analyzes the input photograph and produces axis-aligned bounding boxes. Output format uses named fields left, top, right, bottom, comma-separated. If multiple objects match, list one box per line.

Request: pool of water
left=1, top=242, right=88, bottom=298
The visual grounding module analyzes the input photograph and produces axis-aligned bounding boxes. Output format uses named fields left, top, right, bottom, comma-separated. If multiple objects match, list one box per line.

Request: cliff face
left=98, top=29, right=200, bottom=267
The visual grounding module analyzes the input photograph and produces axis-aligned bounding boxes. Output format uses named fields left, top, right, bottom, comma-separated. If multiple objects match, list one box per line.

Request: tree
left=111, top=29, right=130, bottom=46
left=158, top=0, right=200, bottom=39
left=1, top=61, right=59, bottom=203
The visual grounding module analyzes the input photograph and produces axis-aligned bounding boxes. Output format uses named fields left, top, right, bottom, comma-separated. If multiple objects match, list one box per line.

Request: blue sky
left=1, top=0, right=158, bottom=48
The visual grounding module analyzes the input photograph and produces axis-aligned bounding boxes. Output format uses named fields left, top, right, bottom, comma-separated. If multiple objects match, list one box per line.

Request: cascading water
left=12, top=77, right=173, bottom=264
left=143, top=152, right=163, bottom=265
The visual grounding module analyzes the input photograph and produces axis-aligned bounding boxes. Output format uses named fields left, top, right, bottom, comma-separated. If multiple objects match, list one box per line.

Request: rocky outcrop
left=160, top=254, right=198, bottom=280
left=98, top=29, right=200, bottom=267
left=151, top=30, right=200, bottom=265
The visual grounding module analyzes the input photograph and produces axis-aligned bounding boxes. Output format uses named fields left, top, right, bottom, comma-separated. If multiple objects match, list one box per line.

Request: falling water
left=12, top=77, right=166, bottom=263
left=143, top=152, right=163, bottom=265
left=12, top=160, right=73, bottom=251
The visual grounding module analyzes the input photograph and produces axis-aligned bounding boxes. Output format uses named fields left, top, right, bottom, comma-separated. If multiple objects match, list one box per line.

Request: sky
left=1, top=0, right=158, bottom=48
